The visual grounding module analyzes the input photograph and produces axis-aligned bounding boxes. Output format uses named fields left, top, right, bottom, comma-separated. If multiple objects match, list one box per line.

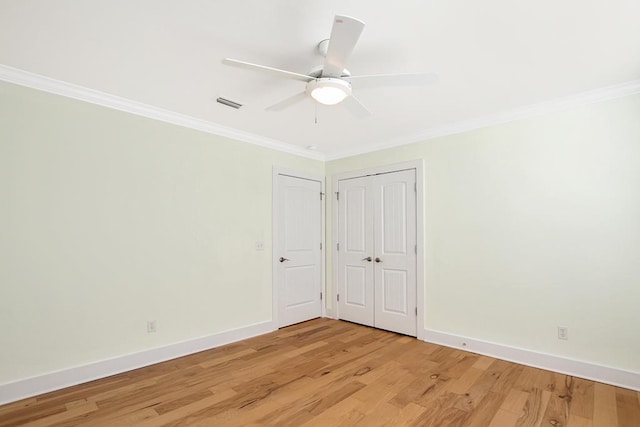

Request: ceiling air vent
left=216, top=97, right=242, bottom=109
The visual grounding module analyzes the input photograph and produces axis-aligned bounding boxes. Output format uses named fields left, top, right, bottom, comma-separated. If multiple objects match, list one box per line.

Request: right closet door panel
left=373, top=169, right=417, bottom=336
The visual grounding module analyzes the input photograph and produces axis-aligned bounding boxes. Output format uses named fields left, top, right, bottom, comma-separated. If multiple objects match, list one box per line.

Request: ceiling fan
left=222, top=15, right=437, bottom=118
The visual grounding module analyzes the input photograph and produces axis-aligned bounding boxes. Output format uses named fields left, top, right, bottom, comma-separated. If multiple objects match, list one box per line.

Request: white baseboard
left=4, top=323, right=636, bottom=406
left=0, top=321, right=275, bottom=405
left=423, top=328, right=640, bottom=392
left=323, top=310, right=337, bottom=320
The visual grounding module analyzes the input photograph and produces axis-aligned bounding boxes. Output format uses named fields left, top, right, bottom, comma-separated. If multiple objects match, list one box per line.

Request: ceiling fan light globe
left=306, top=78, right=352, bottom=105
left=311, top=86, right=348, bottom=105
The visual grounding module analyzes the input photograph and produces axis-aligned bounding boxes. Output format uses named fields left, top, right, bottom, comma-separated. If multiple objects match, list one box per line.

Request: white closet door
left=373, top=170, right=417, bottom=336
left=337, top=169, right=417, bottom=336
left=337, top=175, right=374, bottom=326
left=277, top=175, right=322, bottom=327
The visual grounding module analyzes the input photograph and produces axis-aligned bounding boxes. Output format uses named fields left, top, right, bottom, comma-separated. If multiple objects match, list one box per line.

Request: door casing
left=272, top=167, right=326, bottom=329
left=331, top=160, right=425, bottom=340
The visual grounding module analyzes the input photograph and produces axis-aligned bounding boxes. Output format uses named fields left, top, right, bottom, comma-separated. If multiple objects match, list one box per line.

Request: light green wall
left=0, top=81, right=323, bottom=384
left=2, top=78, right=639, bottom=386
left=327, top=94, right=640, bottom=372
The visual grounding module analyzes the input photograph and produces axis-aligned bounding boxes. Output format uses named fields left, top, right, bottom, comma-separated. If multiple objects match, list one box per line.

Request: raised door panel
left=381, top=269, right=408, bottom=315
left=345, top=186, right=367, bottom=253
left=284, top=265, right=318, bottom=309
left=345, top=266, right=367, bottom=307
left=284, top=186, right=316, bottom=252
left=381, top=181, right=407, bottom=255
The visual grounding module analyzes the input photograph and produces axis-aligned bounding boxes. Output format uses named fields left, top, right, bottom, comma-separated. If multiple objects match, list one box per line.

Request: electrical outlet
left=255, top=241, right=264, bottom=251
left=558, top=326, right=568, bottom=340
left=147, top=320, right=157, bottom=333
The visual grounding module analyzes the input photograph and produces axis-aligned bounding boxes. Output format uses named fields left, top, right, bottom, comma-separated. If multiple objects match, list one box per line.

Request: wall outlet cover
left=558, top=326, right=568, bottom=340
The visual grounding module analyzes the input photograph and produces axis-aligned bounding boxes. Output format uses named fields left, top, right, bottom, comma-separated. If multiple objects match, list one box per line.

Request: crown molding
left=326, top=79, right=640, bottom=161
left=0, top=64, right=325, bottom=161
left=2, top=64, right=638, bottom=163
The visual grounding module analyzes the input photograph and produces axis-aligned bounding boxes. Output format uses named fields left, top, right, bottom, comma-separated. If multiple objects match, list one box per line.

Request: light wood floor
left=1, top=319, right=639, bottom=426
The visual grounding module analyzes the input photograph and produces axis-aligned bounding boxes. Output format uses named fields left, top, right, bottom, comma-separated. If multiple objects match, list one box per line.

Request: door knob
left=375, top=257, right=382, bottom=263
left=279, top=257, right=290, bottom=263
left=362, top=256, right=372, bottom=262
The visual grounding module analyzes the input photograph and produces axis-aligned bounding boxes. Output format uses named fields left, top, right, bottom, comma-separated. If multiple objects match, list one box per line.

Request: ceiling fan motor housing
left=307, top=64, right=351, bottom=78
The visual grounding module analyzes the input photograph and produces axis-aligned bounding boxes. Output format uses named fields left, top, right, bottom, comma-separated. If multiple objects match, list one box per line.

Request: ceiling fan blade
left=348, top=73, right=438, bottom=89
left=222, top=58, right=313, bottom=83
left=342, top=95, right=371, bottom=119
left=322, top=15, right=365, bottom=78
left=266, top=91, right=308, bottom=111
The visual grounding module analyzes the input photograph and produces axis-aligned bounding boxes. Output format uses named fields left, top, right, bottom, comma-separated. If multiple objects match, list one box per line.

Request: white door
left=337, top=169, right=417, bottom=336
left=277, top=174, right=323, bottom=327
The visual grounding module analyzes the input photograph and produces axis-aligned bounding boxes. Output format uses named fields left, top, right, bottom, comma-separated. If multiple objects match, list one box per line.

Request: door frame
left=272, top=167, right=326, bottom=329
left=331, top=160, right=425, bottom=340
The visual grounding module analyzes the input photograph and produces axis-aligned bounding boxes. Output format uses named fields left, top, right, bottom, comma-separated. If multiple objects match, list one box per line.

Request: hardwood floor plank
left=189, top=378, right=316, bottom=426
left=21, top=402, right=98, bottom=427
left=594, top=382, right=619, bottom=426
left=131, top=388, right=237, bottom=427
left=616, top=387, right=640, bottom=427
left=567, top=414, right=593, bottom=427
left=304, top=381, right=367, bottom=416
left=0, top=402, right=66, bottom=427
left=473, top=355, right=496, bottom=371
left=515, top=388, right=551, bottom=427
left=0, top=318, right=638, bottom=426
left=88, top=407, right=159, bottom=427
left=393, top=403, right=428, bottom=425
left=491, top=360, right=526, bottom=395
left=395, top=369, right=456, bottom=410
left=541, top=373, right=571, bottom=427
left=448, top=367, right=485, bottom=394
left=464, top=391, right=510, bottom=427
left=296, top=395, right=362, bottom=426
left=500, top=389, right=529, bottom=415
left=446, top=355, right=481, bottom=380
left=351, top=367, right=415, bottom=407
left=408, top=391, right=469, bottom=426
left=489, top=408, right=520, bottom=427
left=0, top=398, right=37, bottom=416
left=198, top=348, right=257, bottom=368
left=463, top=360, right=514, bottom=412
left=336, top=409, right=367, bottom=426
left=356, top=402, right=401, bottom=426
left=568, top=377, right=594, bottom=420
left=514, top=366, right=556, bottom=393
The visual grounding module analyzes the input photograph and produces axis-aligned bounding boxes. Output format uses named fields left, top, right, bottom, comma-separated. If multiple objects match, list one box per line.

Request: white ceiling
left=1, top=0, right=639, bottom=159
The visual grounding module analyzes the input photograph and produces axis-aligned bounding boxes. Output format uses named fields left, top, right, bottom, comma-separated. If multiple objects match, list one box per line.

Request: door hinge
left=415, top=307, right=418, bottom=316
left=320, top=292, right=323, bottom=300
left=320, top=242, right=322, bottom=250
left=336, top=192, right=339, bottom=200
left=415, top=244, right=417, bottom=254
left=337, top=242, right=340, bottom=251
left=320, top=192, right=324, bottom=200
left=337, top=294, right=340, bottom=302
